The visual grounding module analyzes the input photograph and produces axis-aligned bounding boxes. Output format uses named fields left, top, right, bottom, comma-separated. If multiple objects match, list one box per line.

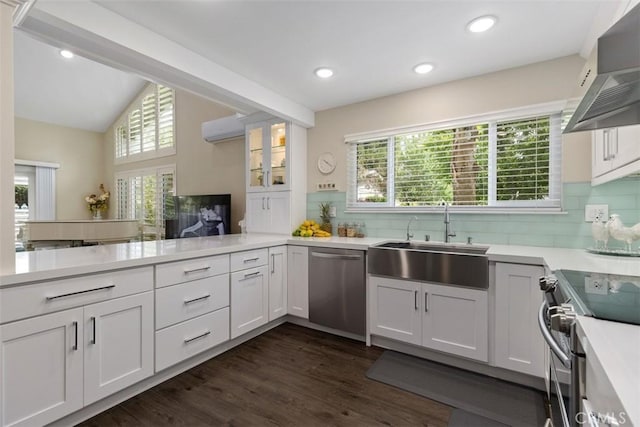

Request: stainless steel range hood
left=564, top=2, right=640, bottom=133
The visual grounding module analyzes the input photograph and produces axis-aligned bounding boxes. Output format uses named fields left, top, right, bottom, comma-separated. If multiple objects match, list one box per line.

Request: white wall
left=15, top=118, right=106, bottom=220
left=307, top=54, right=590, bottom=192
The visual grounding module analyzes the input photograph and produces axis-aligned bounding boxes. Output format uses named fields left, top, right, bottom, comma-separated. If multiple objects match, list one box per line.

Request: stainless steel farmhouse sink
left=368, top=241, right=489, bottom=289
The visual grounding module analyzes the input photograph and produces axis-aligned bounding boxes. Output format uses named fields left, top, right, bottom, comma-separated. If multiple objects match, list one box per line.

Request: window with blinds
left=346, top=111, right=561, bottom=211
left=116, top=166, right=175, bottom=240
left=114, top=84, right=175, bottom=162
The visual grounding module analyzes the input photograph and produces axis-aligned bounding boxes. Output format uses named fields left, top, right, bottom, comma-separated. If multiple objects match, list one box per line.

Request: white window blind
left=116, top=166, right=175, bottom=240
left=346, top=110, right=562, bottom=211
left=114, top=84, right=175, bottom=162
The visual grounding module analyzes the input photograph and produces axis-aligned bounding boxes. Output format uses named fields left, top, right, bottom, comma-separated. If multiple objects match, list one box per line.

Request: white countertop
left=2, top=233, right=639, bottom=421
left=577, top=316, right=640, bottom=426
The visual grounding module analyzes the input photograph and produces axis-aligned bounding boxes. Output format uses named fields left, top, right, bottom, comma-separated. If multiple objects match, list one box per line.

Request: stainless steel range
left=538, top=270, right=640, bottom=427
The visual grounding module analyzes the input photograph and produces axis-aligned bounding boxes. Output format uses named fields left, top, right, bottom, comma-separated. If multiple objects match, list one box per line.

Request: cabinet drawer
left=156, top=274, right=229, bottom=330
left=156, top=255, right=229, bottom=288
left=155, top=307, right=229, bottom=372
left=230, top=249, right=268, bottom=272
left=0, top=267, right=153, bottom=324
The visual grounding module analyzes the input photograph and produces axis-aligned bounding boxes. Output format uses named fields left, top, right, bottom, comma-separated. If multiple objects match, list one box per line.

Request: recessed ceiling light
left=314, top=67, right=334, bottom=79
left=413, top=63, right=434, bottom=74
left=467, top=15, right=497, bottom=33
left=59, top=49, right=74, bottom=59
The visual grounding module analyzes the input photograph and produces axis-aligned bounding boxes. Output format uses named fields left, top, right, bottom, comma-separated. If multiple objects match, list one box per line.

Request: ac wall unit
left=202, top=113, right=246, bottom=143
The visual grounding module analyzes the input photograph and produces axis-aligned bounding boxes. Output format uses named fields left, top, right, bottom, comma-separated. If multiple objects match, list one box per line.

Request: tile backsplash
left=307, top=178, right=640, bottom=249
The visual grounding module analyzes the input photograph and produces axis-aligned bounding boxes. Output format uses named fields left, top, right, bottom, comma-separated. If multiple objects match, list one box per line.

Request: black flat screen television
left=165, top=194, right=231, bottom=239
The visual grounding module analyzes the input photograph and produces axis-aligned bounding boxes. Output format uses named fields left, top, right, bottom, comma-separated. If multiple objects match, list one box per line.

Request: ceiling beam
left=19, top=1, right=315, bottom=128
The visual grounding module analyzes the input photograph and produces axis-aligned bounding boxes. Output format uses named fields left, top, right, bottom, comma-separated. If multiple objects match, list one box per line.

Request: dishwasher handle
left=310, top=252, right=362, bottom=260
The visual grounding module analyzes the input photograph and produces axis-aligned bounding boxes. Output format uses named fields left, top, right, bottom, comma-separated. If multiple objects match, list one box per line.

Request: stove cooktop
left=554, top=269, right=640, bottom=326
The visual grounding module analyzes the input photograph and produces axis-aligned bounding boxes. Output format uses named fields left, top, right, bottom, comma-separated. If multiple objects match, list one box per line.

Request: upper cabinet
left=592, top=124, right=640, bottom=185
left=247, top=120, right=290, bottom=192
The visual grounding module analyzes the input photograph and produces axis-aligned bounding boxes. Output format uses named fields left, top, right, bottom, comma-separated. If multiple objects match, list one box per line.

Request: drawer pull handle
left=72, top=321, right=78, bottom=351
left=414, top=290, right=418, bottom=310
left=244, top=271, right=260, bottom=278
left=183, top=294, right=211, bottom=304
left=425, top=293, right=429, bottom=313
left=90, top=316, right=96, bottom=345
left=46, top=284, right=116, bottom=301
left=183, top=266, right=211, bottom=275
left=243, top=257, right=260, bottom=263
left=184, top=330, right=211, bottom=343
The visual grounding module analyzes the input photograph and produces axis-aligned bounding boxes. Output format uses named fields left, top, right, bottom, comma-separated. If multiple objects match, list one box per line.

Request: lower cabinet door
left=230, top=266, right=269, bottom=339
left=421, top=283, right=488, bottom=362
left=83, top=292, right=154, bottom=405
left=155, top=307, right=230, bottom=372
left=268, top=246, right=287, bottom=321
left=287, top=246, right=309, bottom=319
left=494, top=263, right=546, bottom=377
left=369, top=276, right=422, bottom=346
left=0, top=308, right=84, bottom=427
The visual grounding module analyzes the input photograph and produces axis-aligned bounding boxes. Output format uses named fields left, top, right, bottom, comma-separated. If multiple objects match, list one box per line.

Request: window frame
left=114, top=84, right=176, bottom=164
left=345, top=102, right=564, bottom=214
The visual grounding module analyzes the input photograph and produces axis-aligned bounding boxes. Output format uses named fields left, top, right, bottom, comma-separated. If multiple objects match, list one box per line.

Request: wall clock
left=317, top=152, right=336, bottom=174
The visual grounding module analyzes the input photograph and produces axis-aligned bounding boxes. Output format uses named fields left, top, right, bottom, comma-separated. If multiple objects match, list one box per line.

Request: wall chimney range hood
left=564, top=3, right=640, bottom=133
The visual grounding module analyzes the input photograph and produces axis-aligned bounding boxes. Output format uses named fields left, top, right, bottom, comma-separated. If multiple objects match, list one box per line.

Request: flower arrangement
left=85, top=184, right=110, bottom=214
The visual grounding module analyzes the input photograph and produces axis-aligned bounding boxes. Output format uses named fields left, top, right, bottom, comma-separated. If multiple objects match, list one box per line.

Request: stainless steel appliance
left=538, top=270, right=640, bottom=426
left=308, top=247, right=366, bottom=335
left=564, top=2, right=640, bottom=133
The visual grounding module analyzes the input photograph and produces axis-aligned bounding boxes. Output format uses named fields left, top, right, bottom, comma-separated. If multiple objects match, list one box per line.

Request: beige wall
left=1, top=3, right=15, bottom=273
left=15, top=117, right=105, bottom=220
left=104, top=88, right=246, bottom=233
left=307, top=54, right=590, bottom=192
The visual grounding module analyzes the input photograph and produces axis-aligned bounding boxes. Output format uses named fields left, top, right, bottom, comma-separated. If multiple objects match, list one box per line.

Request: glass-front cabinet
left=247, top=120, right=289, bottom=192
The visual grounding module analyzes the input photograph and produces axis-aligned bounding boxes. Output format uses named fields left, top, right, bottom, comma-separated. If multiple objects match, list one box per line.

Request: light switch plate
left=584, top=204, right=608, bottom=222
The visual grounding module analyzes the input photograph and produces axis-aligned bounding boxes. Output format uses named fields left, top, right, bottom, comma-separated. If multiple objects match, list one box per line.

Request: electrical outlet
left=584, top=204, right=608, bottom=222
left=585, top=275, right=608, bottom=295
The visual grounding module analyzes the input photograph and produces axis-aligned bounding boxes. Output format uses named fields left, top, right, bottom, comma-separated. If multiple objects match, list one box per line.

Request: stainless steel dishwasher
left=308, top=247, right=366, bottom=335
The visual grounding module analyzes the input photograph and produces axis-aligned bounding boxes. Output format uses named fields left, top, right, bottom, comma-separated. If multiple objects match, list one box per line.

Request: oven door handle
left=538, top=301, right=571, bottom=369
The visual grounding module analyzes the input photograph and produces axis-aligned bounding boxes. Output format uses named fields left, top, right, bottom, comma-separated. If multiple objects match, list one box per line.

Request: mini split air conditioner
left=202, top=113, right=246, bottom=143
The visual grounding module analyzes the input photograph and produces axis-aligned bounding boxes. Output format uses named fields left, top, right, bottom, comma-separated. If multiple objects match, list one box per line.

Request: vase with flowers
left=85, top=184, right=110, bottom=220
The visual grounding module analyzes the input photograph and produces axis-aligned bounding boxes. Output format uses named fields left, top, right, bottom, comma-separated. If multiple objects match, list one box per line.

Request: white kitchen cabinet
left=268, top=246, right=287, bottom=321
left=287, top=245, right=309, bottom=319
left=494, top=262, right=546, bottom=377
left=244, top=114, right=307, bottom=235
left=84, top=291, right=154, bottom=405
left=369, top=276, right=488, bottom=362
left=246, top=120, right=290, bottom=192
left=230, top=265, right=269, bottom=339
left=246, top=191, right=291, bottom=235
left=0, top=308, right=84, bottom=427
left=421, top=283, right=488, bottom=362
left=592, top=124, right=640, bottom=185
left=369, top=276, right=421, bottom=345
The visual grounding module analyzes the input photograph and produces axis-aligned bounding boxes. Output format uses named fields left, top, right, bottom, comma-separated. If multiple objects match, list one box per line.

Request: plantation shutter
left=116, top=177, right=129, bottom=219
left=142, top=93, right=157, bottom=152
left=158, top=85, right=174, bottom=150
left=128, top=109, right=142, bottom=155
left=115, top=166, right=175, bottom=240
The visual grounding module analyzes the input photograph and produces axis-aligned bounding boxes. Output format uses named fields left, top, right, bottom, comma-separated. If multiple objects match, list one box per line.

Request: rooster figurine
left=591, top=213, right=609, bottom=249
left=606, top=214, right=635, bottom=252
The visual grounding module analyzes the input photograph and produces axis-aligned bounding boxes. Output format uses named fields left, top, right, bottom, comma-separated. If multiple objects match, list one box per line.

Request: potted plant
left=319, top=202, right=332, bottom=234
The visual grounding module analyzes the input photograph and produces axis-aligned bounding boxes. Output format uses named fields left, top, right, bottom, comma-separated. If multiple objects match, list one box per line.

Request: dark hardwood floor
left=79, top=323, right=452, bottom=426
